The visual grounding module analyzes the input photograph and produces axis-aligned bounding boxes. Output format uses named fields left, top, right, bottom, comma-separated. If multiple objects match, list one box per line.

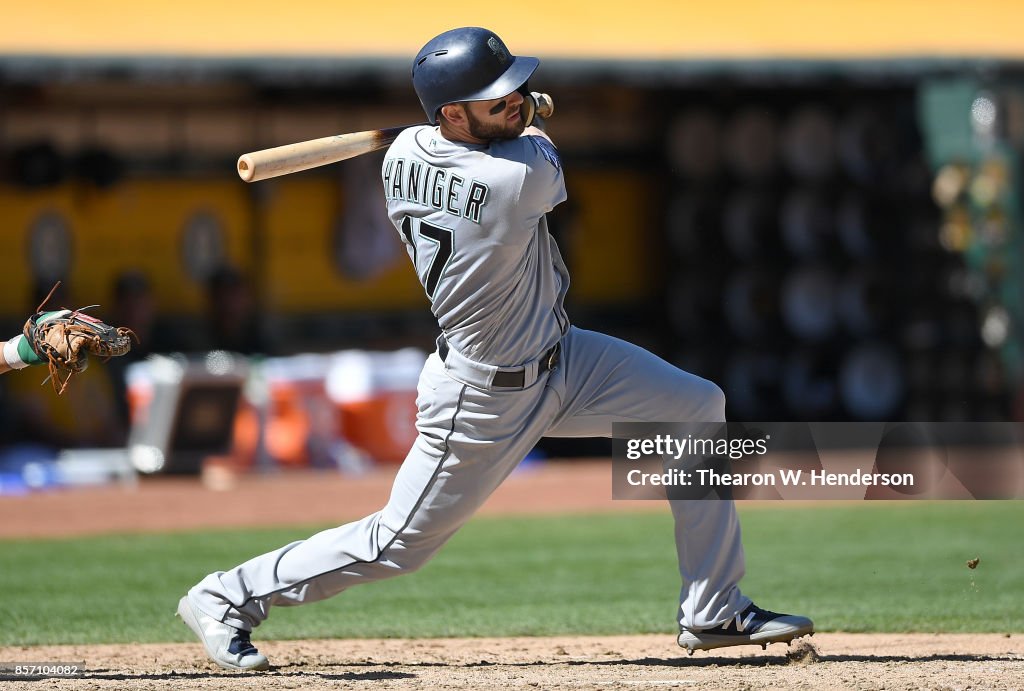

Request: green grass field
left=1, top=502, right=1021, bottom=645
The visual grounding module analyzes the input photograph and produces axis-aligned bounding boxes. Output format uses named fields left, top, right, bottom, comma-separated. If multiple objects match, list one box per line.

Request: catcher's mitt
left=24, top=281, right=138, bottom=395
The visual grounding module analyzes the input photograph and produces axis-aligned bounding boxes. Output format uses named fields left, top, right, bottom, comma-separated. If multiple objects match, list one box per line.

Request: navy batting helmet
left=412, top=27, right=539, bottom=125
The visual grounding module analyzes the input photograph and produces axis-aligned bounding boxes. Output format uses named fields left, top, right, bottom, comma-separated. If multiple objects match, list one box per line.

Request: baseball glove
left=24, top=282, right=137, bottom=395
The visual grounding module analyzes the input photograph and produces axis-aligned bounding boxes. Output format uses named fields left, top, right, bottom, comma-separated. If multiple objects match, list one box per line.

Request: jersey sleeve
left=516, top=135, right=567, bottom=221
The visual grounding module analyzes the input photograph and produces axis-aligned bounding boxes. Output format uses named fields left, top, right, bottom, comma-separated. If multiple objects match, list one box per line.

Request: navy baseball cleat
left=677, top=603, right=814, bottom=655
left=176, top=595, right=270, bottom=671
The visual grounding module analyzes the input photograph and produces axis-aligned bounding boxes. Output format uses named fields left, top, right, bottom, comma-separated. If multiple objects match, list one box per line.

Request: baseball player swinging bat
left=237, top=92, right=554, bottom=182
left=178, top=28, right=814, bottom=674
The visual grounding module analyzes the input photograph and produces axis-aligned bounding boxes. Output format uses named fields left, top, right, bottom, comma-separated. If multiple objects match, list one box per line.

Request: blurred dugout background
left=1, top=2, right=1023, bottom=480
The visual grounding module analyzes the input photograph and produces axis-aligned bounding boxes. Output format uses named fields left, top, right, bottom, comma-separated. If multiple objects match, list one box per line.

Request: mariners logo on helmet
left=488, top=37, right=510, bottom=65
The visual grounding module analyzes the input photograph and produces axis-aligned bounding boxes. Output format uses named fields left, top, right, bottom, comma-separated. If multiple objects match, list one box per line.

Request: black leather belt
left=438, top=338, right=561, bottom=389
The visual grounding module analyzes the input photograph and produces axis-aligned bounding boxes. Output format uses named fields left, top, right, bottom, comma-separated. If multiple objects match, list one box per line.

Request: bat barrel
left=237, top=157, right=256, bottom=182
left=237, top=127, right=409, bottom=183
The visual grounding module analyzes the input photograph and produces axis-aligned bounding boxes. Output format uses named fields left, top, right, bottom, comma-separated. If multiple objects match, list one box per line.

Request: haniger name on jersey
left=383, top=157, right=490, bottom=224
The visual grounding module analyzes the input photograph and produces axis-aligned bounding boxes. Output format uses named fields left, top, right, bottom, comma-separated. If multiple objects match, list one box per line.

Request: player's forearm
left=2, top=333, right=45, bottom=374
left=0, top=341, right=12, bottom=374
left=2, top=335, right=29, bottom=372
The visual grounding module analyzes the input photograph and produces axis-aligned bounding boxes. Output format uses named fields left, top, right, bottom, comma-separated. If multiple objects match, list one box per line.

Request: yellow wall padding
left=0, top=181, right=254, bottom=316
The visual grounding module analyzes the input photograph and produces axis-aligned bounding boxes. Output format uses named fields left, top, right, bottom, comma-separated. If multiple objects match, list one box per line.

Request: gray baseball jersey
left=188, top=125, right=749, bottom=637
left=383, top=126, right=569, bottom=365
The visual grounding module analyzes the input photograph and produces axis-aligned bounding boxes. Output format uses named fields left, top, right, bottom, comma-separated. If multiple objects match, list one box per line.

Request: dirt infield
left=1, top=634, right=1021, bottom=690
left=2, top=460, right=1021, bottom=689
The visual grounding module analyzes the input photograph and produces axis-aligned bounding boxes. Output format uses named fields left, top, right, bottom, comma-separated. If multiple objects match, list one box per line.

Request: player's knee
left=695, top=379, right=727, bottom=422
left=383, top=538, right=444, bottom=574
left=664, top=372, right=726, bottom=422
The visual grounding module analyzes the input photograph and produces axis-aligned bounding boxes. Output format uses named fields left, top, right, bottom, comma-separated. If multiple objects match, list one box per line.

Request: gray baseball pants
left=190, top=326, right=750, bottom=631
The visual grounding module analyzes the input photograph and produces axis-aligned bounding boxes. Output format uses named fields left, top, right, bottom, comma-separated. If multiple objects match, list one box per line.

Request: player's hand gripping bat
left=237, top=92, right=554, bottom=183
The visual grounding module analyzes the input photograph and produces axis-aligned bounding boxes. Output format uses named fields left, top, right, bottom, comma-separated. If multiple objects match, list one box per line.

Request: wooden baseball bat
left=237, top=93, right=554, bottom=183
left=237, top=126, right=405, bottom=182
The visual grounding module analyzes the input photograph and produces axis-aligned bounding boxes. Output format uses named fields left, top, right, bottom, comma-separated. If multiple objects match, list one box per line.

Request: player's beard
left=465, top=107, right=525, bottom=141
